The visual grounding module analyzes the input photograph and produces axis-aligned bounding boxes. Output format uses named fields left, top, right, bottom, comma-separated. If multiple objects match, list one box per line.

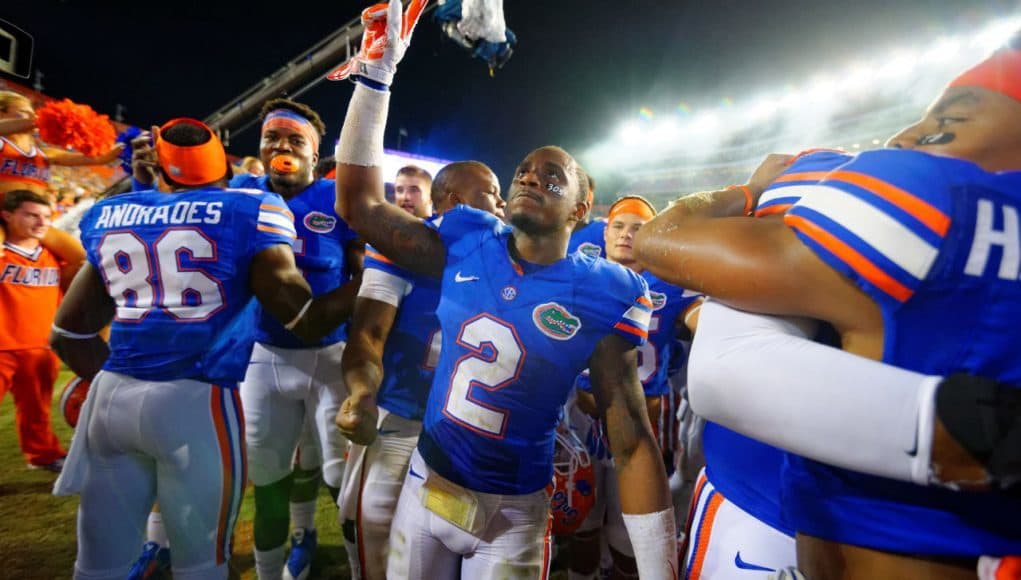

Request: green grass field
left=0, top=369, right=573, bottom=579
left=0, top=368, right=350, bottom=579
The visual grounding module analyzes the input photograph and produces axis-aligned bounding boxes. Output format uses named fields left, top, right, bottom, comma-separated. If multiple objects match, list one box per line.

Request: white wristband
left=336, top=82, right=390, bottom=168
left=284, top=298, right=313, bottom=331
left=51, top=324, right=99, bottom=340
left=622, top=507, right=677, bottom=580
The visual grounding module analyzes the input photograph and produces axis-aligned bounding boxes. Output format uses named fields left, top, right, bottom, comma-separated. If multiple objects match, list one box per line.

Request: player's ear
left=571, top=198, right=589, bottom=223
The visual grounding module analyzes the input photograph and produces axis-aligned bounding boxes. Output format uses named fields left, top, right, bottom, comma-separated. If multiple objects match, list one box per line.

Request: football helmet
left=550, top=426, right=597, bottom=535
left=59, top=375, right=91, bottom=428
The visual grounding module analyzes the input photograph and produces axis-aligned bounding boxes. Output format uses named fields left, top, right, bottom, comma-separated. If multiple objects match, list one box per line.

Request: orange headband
left=262, top=109, right=321, bottom=151
left=948, top=47, right=1021, bottom=103
left=155, top=118, right=228, bottom=186
left=608, top=197, right=656, bottom=222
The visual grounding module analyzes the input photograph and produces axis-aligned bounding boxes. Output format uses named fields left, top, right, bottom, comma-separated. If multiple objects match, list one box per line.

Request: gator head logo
left=649, top=291, right=667, bottom=311
left=532, top=302, right=582, bottom=341
left=303, top=211, right=337, bottom=234
left=576, top=242, right=602, bottom=258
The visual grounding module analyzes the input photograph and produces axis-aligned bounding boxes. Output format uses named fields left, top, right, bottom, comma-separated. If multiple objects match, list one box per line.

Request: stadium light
left=649, top=118, right=679, bottom=144
left=619, top=121, right=643, bottom=145
left=972, top=16, right=1021, bottom=53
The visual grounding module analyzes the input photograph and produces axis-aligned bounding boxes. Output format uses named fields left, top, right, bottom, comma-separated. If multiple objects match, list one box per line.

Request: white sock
left=146, top=511, right=169, bottom=547
left=290, top=500, right=317, bottom=533
left=254, top=544, right=286, bottom=579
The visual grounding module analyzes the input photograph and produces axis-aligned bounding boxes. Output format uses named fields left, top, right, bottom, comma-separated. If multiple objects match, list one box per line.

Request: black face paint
left=917, top=132, right=956, bottom=146
left=547, top=183, right=565, bottom=196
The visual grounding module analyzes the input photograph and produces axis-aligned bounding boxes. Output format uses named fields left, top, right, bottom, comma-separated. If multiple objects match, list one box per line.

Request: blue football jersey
left=79, top=188, right=296, bottom=386
left=577, top=272, right=699, bottom=396
left=755, top=150, right=853, bottom=218
left=569, top=219, right=606, bottom=258
left=417, top=206, right=652, bottom=494
left=363, top=217, right=442, bottom=421
left=783, top=148, right=1021, bottom=555
left=231, top=176, right=358, bottom=348
left=703, top=148, right=854, bottom=537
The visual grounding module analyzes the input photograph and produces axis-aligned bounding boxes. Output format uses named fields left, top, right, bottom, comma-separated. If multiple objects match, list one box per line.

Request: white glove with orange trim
left=327, top=0, right=427, bottom=87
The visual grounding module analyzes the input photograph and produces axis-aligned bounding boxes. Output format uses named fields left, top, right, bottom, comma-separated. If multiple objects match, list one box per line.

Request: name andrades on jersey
left=965, top=199, right=1021, bottom=281
left=93, top=201, right=223, bottom=230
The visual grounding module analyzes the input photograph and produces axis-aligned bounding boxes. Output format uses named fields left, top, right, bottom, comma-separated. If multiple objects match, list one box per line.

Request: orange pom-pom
left=35, top=99, right=116, bottom=157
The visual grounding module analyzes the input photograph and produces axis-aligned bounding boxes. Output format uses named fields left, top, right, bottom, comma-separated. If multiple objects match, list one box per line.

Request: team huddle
left=7, top=0, right=1016, bottom=579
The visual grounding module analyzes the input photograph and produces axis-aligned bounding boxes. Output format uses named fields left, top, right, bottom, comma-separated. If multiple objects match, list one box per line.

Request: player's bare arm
left=334, top=165, right=445, bottom=277
left=50, top=263, right=114, bottom=380
left=331, top=0, right=442, bottom=277
left=633, top=161, right=883, bottom=357
left=249, top=243, right=362, bottom=344
left=336, top=297, right=398, bottom=444
left=588, top=334, right=670, bottom=515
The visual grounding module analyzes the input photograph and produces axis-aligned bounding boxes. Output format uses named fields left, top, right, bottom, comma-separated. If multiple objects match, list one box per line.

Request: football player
left=393, top=165, right=433, bottom=218
left=568, top=195, right=701, bottom=580
left=234, top=99, right=361, bottom=580
left=336, top=160, right=504, bottom=579
left=330, top=2, right=676, bottom=577
left=567, top=171, right=606, bottom=258
left=633, top=41, right=1021, bottom=579
left=50, top=118, right=360, bottom=580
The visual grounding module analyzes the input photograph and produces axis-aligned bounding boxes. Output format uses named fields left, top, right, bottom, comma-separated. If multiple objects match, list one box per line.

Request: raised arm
left=588, top=333, right=676, bottom=578
left=332, top=0, right=444, bottom=277
left=47, top=144, right=125, bottom=167
left=250, top=244, right=361, bottom=344
left=50, top=263, right=115, bottom=380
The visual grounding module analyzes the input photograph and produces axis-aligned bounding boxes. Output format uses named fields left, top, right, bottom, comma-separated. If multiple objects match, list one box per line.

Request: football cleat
left=283, top=528, right=317, bottom=580
left=550, top=427, right=597, bottom=536
left=127, top=541, right=171, bottom=580
left=59, top=375, right=91, bottom=428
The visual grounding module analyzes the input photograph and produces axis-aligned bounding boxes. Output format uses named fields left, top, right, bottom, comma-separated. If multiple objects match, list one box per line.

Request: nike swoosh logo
left=408, top=465, right=424, bottom=480
left=454, top=272, right=479, bottom=283
left=378, top=428, right=401, bottom=436
left=734, top=552, right=774, bottom=572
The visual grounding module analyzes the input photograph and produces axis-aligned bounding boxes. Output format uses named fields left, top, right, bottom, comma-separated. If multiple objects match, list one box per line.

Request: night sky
left=2, top=0, right=1015, bottom=196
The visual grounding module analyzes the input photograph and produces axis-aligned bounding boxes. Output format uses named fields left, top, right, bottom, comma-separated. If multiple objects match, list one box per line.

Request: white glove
left=327, top=0, right=426, bottom=87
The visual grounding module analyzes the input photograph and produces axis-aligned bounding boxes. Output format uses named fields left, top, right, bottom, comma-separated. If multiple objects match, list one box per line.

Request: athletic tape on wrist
left=622, top=507, right=677, bottom=579
left=336, top=82, right=389, bottom=168
left=51, top=324, right=99, bottom=340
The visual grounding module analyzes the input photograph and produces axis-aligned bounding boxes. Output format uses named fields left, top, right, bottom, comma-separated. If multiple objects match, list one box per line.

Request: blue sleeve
left=78, top=202, right=101, bottom=268
left=437, top=205, right=506, bottom=261
left=755, top=150, right=854, bottom=217
left=597, top=263, right=652, bottom=348
left=229, top=174, right=262, bottom=190
left=251, top=193, right=297, bottom=253
left=784, top=149, right=952, bottom=307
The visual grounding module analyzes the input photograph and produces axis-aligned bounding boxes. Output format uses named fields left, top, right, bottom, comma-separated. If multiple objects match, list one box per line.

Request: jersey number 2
left=98, top=229, right=225, bottom=321
left=443, top=314, right=525, bottom=438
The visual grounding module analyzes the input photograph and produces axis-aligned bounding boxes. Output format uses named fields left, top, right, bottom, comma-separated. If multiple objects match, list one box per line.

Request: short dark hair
left=397, top=165, right=433, bottom=185
left=162, top=121, right=213, bottom=147
left=259, top=98, right=327, bottom=138
left=2, top=189, right=50, bottom=213
left=431, top=160, right=491, bottom=206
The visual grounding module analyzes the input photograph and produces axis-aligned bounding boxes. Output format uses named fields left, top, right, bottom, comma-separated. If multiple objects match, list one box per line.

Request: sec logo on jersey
left=532, top=302, right=582, bottom=341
